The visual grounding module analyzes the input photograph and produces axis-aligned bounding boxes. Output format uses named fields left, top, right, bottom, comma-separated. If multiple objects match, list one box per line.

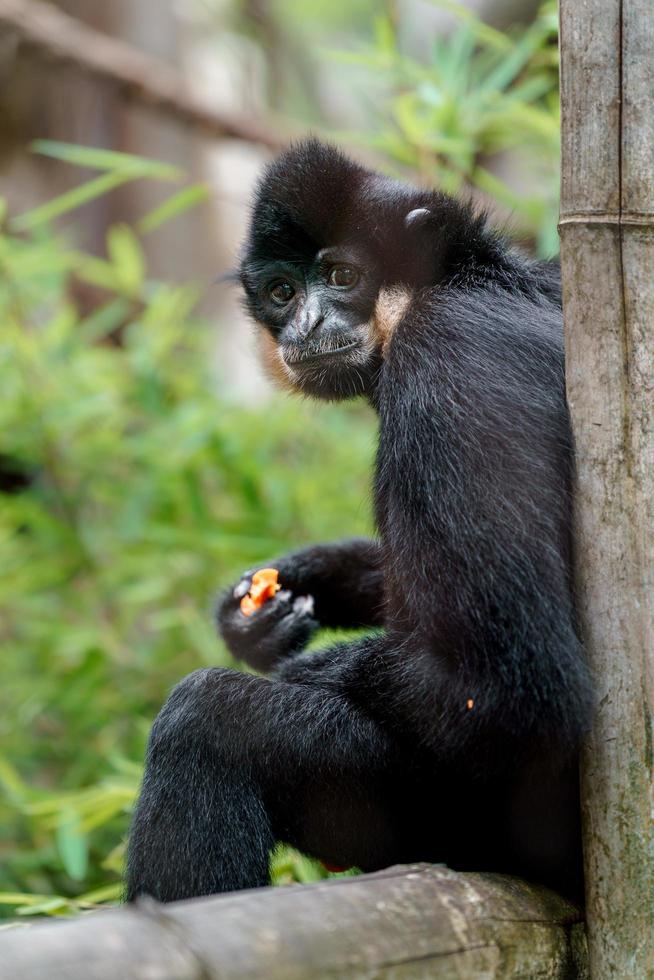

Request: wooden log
left=559, top=0, right=654, bottom=977
left=0, top=866, right=586, bottom=980
left=0, top=0, right=289, bottom=150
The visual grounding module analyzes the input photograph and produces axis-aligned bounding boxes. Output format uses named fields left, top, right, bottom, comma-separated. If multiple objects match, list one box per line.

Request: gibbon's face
left=238, top=140, right=438, bottom=399
left=241, top=245, right=411, bottom=401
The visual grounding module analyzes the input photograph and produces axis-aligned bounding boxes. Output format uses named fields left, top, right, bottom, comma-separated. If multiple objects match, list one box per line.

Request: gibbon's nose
left=294, top=298, right=325, bottom=340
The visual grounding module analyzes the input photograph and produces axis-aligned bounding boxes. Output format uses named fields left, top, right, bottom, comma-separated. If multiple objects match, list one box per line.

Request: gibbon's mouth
left=283, top=341, right=359, bottom=367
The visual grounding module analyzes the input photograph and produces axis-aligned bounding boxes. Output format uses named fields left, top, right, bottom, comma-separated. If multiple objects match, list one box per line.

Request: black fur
left=127, top=140, right=593, bottom=903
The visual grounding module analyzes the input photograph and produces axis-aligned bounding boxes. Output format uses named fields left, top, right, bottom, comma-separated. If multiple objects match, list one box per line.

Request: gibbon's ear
left=404, top=207, right=431, bottom=229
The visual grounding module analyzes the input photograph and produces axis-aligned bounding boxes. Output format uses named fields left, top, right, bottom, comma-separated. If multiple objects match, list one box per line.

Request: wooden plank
left=0, top=866, right=586, bottom=980
left=559, top=0, right=654, bottom=976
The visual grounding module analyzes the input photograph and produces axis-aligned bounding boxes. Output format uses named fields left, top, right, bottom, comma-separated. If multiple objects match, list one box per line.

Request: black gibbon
left=127, top=139, right=592, bottom=903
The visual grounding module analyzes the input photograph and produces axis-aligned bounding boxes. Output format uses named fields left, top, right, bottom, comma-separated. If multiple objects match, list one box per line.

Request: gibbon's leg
left=126, top=662, right=409, bottom=903
left=216, top=538, right=384, bottom=673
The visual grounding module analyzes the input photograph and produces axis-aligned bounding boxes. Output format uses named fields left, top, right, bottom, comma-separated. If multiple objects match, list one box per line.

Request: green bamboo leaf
left=70, top=251, right=122, bottom=293
left=425, top=0, right=511, bottom=51
left=0, top=892, right=53, bottom=907
left=78, top=297, right=134, bottom=344
left=373, top=15, right=396, bottom=56
left=506, top=74, right=558, bottom=105
left=0, top=756, right=27, bottom=800
left=137, top=184, right=210, bottom=234
left=106, top=225, right=145, bottom=296
left=75, top=883, right=122, bottom=906
left=538, top=221, right=560, bottom=258
left=79, top=799, right=131, bottom=833
left=17, top=897, right=70, bottom=916
left=56, top=808, right=89, bottom=882
left=31, top=140, right=181, bottom=180
left=477, top=25, right=547, bottom=95
left=108, top=756, right=143, bottom=778
left=11, top=171, right=137, bottom=231
left=102, top=842, right=127, bottom=874
left=440, top=26, right=476, bottom=93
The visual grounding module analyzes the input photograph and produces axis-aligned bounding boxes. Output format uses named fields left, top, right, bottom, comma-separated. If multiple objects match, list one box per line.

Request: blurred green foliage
left=222, top=0, right=559, bottom=253
left=0, top=145, right=374, bottom=917
left=0, top=0, right=562, bottom=915
left=331, top=1, right=560, bottom=254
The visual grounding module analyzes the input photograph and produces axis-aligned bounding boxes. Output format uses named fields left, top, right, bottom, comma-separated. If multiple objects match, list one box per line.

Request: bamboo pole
left=0, top=866, right=586, bottom=980
left=559, top=1, right=654, bottom=977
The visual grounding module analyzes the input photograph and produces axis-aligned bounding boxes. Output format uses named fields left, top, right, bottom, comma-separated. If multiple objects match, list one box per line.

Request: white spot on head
left=405, top=208, right=431, bottom=228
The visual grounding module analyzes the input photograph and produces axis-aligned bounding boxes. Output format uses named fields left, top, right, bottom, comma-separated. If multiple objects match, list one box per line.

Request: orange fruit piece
left=240, top=568, right=281, bottom=617
left=239, top=594, right=258, bottom=617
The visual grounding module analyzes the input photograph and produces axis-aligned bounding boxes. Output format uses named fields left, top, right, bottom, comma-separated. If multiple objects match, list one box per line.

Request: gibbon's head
left=238, top=138, right=479, bottom=400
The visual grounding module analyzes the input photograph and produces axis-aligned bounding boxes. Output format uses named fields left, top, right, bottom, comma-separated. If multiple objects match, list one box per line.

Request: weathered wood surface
left=0, top=866, right=586, bottom=980
left=0, top=0, right=287, bottom=150
left=559, top=0, right=654, bottom=977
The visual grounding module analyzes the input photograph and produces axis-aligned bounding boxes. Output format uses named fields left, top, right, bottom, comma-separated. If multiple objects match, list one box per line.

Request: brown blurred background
left=0, top=0, right=550, bottom=398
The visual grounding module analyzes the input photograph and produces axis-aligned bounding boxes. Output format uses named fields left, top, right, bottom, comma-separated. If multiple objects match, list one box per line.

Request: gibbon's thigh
left=146, top=667, right=414, bottom=872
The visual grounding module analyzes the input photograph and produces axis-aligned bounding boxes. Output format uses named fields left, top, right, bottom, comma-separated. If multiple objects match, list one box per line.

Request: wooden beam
left=0, top=0, right=289, bottom=150
left=559, top=0, right=654, bottom=976
left=0, top=866, right=586, bottom=979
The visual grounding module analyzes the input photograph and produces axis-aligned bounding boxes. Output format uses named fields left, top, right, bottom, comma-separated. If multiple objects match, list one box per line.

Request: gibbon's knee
left=146, top=667, right=251, bottom=761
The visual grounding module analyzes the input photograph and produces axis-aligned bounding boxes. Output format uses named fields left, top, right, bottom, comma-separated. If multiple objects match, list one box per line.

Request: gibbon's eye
left=269, top=281, right=295, bottom=305
left=328, top=265, right=359, bottom=289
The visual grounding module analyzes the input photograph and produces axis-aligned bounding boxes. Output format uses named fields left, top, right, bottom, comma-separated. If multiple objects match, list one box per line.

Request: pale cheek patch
left=369, top=286, right=413, bottom=355
left=257, top=327, right=301, bottom=394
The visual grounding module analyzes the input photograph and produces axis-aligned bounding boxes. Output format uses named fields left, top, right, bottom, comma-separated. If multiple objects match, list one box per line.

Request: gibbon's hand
left=217, top=572, right=318, bottom=673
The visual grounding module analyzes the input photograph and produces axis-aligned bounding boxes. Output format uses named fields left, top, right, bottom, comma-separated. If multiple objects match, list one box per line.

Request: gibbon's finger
left=238, top=589, right=293, bottom=626
left=292, top=595, right=315, bottom=617
left=233, top=576, right=253, bottom=600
